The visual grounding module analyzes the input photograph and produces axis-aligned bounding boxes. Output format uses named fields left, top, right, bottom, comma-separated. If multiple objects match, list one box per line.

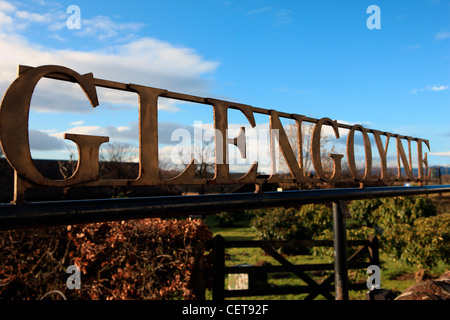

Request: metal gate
left=211, top=234, right=379, bottom=300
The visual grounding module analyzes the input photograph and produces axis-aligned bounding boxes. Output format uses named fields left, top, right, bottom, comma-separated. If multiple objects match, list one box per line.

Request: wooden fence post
left=212, top=235, right=225, bottom=301
left=190, top=241, right=207, bottom=300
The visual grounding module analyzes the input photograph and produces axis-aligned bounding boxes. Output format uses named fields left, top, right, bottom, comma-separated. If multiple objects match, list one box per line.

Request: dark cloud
left=29, top=129, right=65, bottom=151
left=158, top=122, right=194, bottom=145
left=100, top=121, right=195, bottom=146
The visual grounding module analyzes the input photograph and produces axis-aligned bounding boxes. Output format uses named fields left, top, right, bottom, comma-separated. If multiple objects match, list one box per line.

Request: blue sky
left=0, top=0, right=449, bottom=173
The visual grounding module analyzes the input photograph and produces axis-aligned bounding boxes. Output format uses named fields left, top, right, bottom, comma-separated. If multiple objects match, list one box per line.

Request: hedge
left=0, top=218, right=212, bottom=300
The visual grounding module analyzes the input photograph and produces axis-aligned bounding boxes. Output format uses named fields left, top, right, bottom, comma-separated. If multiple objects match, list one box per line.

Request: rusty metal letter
left=129, top=84, right=198, bottom=185
left=396, top=136, right=414, bottom=180
left=346, top=124, right=372, bottom=181
left=0, top=65, right=108, bottom=187
left=268, top=110, right=305, bottom=182
left=311, top=118, right=343, bottom=181
left=372, top=131, right=391, bottom=181
left=206, top=98, right=258, bottom=184
left=416, top=138, right=430, bottom=181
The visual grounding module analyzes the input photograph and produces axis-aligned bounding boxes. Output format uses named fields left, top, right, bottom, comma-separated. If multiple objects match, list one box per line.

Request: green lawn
left=204, top=215, right=447, bottom=300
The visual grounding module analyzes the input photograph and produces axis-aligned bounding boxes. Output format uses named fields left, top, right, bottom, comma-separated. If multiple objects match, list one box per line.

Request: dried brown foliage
left=0, top=218, right=212, bottom=300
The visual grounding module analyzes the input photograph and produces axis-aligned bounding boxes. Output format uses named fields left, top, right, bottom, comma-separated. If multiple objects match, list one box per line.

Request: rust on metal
left=0, top=64, right=432, bottom=203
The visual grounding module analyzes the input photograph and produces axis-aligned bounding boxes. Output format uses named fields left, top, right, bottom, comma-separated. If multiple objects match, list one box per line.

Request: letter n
left=396, top=136, right=413, bottom=180
left=268, top=110, right=305, bottom=182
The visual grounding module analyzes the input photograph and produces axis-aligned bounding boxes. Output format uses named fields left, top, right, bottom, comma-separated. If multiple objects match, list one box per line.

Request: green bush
left=312, top=226, right=376, bottom=259
left=250, top=196, right=444, bottom=268
left=250, top=204, right=332, bottom=241
left=348, top=196, right=436, bottom=230
left=382, top=213, right=450, bottom=269
left=216, top=210, right=251, bottom=227
left=375, top=196, right=436, bottom=228
left=347, top=198, right=382, bottom=227
left=349, top=196, right=446, bottom=269
left=251, top=207, right=306, bottom=241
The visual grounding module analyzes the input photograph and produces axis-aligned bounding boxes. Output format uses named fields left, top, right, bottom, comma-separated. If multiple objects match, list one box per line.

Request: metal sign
left=0, top=65, right=431, bottom=203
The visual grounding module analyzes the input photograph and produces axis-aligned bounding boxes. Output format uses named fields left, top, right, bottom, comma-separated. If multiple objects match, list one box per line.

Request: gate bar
left=0, top=185, right=449, bottom=230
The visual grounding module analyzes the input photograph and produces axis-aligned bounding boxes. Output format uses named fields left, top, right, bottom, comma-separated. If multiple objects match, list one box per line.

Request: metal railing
left=0, top=185, right=449, bottom=231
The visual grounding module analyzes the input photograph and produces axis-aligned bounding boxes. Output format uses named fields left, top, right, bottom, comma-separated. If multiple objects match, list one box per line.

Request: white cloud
left=52, top=122, right=139, bottom=144
left=0, top=3, right=219, bottom=114
left=274, top=9, right=293, bottom=25
left=0, top=36, right=218, bottom=106
left=77, top=15, right=144, bottom=41
left=70, top=120, right=85, bottom=126
left=116, top=126, right=129, bottom=132
left=1, top=35, right=218, bottom=111
left=247, top=7, right=271, bottom=15
left=429, top=151, right=450, bottom=157
left=0, top=1, right=219, bottom=159
left=410, top=85, right=449, bottom=93
left=0, top=0, right=15, bottom=12
left=15, top=10, right=52, bottom=23
left=47, top=14, right=145, bottom=41
left=430, top=85, right=448, bottom=91
left=404, top=44, right=420, bottom=51
left=0, top=10, right=13, bottom=28
left=0, top=1, right=59, bottom=32
left=58, top=125, right=104, bottom=137
left=435, top=30, right=450, bottom=41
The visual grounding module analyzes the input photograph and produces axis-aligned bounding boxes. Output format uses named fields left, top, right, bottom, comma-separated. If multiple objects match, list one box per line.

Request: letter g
left=0, top=65, right=108, bottom=188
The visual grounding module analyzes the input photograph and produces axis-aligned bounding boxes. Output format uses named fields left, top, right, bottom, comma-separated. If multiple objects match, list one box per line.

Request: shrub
left=348, top=196, right=437, bottom=230
left=0, top=226, right=69, bottom=299
left=0, top=218, right=212, bottom=300
left=250, top=204, right=333, bottom=241
left=347, top=198, right=382, bottom=227
left=299, top=204, right=334, bottom=237
left=374, top=196, right=436, bottom=229
left=348, top=196, right=446, bottom=269
left=312, top=226, right=376, bottom=259
left=382, top=213, right=450, bottom=269
left=215, top=210, right=251, bottom=227
left=251, top=207, right=304, bottom=241
left=250, top=204, right=333, bottom=254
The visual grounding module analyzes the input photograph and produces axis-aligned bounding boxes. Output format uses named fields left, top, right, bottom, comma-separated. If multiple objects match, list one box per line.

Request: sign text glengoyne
left=0, top=65, right=431, bottom=202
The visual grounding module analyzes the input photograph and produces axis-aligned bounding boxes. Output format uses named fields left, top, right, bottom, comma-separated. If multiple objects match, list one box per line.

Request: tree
left=58, top=144, right=77, bottom=180
left=99, top=141, right=138, bottom=197
left=100, top=141, right=136, bottom=167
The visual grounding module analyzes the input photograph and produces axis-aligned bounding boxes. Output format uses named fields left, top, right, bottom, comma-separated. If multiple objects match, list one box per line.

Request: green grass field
left=204, top=215, right=448, bottom=300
